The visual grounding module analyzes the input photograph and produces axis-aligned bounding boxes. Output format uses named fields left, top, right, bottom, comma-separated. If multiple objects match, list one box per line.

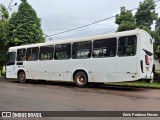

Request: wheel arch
left=17, top=69, right=26, bottom=78
left=73, top=69, right=89, bottom=82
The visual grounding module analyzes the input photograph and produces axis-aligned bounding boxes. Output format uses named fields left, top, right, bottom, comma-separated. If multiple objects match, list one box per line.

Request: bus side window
left=72, top=41, right=91, bottom=59
left=39, top=46, right=53, bottom=60
left=93, top=38, right=117, bottom=58
left=54, top=43, right=71, bottom=60
left=17, top=49, right=26, bottom=61
left=26, top=47, right=39, bottom=61
left=118, top=36, right=137, bottom=57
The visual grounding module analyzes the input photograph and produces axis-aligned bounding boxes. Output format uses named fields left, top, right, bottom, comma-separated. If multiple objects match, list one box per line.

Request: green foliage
left=115, top=7, right=136, bottom=32
left=135, top=0, right=158, bottom=29
left=138, top=25, right=152, bottom=34
left=157, top=72, right=160, bottom=79
left=115, top=0, right=160, bottom=55
left=154, top=18, right=160, bottom=52
left=106, top=81, right=160, bottom=88
left=116, top=0, right=158, bottom=32
left=0, top=4, right=9, bottom=20
left=155, top=18, right=160, bottom=29
left=0, top=21, right=8, bottom=43
left=152, top=26, right=160, bottom=53
left=135, top=0, right=159, bottom=54
left=0, top=5, right=9, bottom=70
left=7, top=0, right=45, bottom=46
left=0, top=4, right=9, bottom=47
left=155, top=45, right=160, bottom=57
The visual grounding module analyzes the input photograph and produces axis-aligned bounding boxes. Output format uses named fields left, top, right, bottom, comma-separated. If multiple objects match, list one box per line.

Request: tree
left=155, top=18, right=160, bottom=29
left=154, top=18, right=160, bottom=57
left=134, top=0, right=159, bottom=57
left=0, top=4, right=9, bottom=47
left=155, top=45, right=160, bottom=58
left=0, top=20, right=8, bottom=48
left=135, top=0, right=158, bottom=29
left=0, top=4, right=9, bottom=20
left=115, top=7, right=137, bottom=32
left=7, top=0, right=44, bottom=46
left=115, top=0, right=160, bottom=59
left=0, top=4, right=9, bottom=70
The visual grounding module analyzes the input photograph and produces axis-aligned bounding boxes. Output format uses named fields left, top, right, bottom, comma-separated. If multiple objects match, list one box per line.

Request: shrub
left=155, top=46, right=160, bottom=58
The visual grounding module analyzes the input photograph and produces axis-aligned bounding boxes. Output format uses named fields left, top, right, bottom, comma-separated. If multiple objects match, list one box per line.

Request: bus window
left=93, top=38, right=117, bottom=58
left=39, top=46, right=53, bottom=60
left=26, top=47, right=39, bottom=61
left=118, top=36, right=137, bottom=57
left=17, top=49, right=26, bottom=61
left=55, top=43, right=71, bottom=60
left=6, top=52, right=16, bottom=66
left=72, top=41, right=91, bottom=59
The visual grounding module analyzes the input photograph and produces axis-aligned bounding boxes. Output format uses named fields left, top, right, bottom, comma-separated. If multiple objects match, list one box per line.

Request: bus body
left=6, top=29, right=154, bottom=86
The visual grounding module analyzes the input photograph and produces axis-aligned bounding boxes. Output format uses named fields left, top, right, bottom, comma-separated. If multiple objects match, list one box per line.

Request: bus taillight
left=145, top=55, right=150, bottom=65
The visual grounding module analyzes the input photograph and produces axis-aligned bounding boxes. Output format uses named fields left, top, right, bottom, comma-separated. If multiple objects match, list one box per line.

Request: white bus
left=6, top=28, right=154, bottom=87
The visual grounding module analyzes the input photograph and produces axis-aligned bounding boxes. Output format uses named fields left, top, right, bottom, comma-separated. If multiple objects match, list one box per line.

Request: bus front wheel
left=74, top=71, right=88, bottom=87
left=18, top=71, right=27, bottom=83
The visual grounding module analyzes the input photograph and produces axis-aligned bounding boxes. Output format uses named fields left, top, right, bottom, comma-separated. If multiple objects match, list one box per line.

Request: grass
left=105, top=81, right=160, bottom=89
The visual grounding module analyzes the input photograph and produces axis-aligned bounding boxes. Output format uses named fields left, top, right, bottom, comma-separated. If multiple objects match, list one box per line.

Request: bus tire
left=74, top=71, right=88, bottom=87
left=18, top=71, right=27, bottom=83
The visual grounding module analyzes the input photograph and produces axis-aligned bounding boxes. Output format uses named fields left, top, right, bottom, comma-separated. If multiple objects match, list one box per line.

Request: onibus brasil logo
left=2, top=112, right=42, bottom=118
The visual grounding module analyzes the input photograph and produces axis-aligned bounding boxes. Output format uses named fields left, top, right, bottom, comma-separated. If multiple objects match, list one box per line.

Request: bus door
left=6, top=51, right=17, bottom=78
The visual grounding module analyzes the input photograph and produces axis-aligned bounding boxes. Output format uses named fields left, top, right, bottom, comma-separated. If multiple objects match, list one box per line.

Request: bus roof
left=9, top=28, right=150, bottom=51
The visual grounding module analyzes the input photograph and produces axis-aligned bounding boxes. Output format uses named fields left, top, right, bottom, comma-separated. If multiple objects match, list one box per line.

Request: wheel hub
left=77, top=75, right=84, bottom=84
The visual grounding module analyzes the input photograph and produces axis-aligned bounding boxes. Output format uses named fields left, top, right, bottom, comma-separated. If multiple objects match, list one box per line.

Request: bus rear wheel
left=18, top=71, right=27, bottom=83
left=74, top=71, right=88, bottom=87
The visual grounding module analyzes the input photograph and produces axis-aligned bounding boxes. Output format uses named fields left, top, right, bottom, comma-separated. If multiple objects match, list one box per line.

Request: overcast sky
left=0, top=0, right=160, bottom=40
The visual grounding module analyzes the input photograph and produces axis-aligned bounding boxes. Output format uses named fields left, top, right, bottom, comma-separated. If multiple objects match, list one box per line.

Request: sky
left=0, top=0, right=160, bottom=41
